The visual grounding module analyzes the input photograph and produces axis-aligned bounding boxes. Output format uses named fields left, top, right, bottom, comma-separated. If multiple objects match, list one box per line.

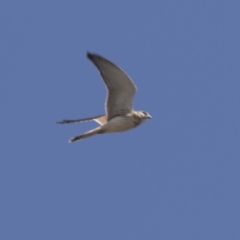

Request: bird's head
left=138, top=111, right=152, bottom=120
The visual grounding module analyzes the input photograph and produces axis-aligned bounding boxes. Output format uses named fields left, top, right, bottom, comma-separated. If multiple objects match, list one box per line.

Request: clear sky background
left=1, top=1, right=240, bottom=239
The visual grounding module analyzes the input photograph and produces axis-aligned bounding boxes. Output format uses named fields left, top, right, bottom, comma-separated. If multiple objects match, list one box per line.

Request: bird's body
left=57, top=52, right=151, bottom=142
left=99, top=112, right=145, bottom=133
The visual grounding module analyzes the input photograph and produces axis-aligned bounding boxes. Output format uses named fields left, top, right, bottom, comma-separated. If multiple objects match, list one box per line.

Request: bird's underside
left=57, top=52, right=151, bottom=142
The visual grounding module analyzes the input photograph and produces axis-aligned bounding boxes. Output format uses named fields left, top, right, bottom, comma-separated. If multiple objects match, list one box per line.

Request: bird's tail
left=69, top=127, right=103, bottom=143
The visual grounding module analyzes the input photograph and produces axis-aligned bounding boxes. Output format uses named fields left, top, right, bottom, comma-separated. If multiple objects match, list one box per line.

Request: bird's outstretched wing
left=56, top=114, right=107, bottom=126
left=87, top=52, right=137, bottom=121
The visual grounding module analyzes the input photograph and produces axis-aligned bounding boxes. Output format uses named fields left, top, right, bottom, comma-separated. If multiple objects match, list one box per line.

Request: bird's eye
left=142, top=111, right=147, bottom=115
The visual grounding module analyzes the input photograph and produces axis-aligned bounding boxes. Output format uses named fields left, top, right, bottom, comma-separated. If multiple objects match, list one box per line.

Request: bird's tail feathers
left=69, top=127, right=102, bottom=143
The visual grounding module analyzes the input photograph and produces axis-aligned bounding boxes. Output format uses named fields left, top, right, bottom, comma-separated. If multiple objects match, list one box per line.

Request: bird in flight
left=57, top=52, right=151, bottom=142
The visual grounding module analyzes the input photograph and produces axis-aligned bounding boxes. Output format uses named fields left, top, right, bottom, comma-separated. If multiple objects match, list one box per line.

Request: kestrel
left=57, top=52, right=151, bottom=142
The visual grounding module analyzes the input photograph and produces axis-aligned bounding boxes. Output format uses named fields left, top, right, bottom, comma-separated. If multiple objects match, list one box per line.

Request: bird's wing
left=56, top=114, right=106, bottom=125
left=87, top=52, right=137, bottom=121
left=93, top=115, right=107, bottom=125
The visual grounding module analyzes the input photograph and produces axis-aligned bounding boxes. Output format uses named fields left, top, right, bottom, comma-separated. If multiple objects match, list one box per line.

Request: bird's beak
left=147, top=114, right=152, bottom=119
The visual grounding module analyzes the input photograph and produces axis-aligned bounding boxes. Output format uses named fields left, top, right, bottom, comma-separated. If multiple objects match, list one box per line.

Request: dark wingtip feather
left=69, top=137, right=77, bottom=143
left=69, top=135, right=83, bottom=143
left=87, top=52, right=94, bottom=60
left=56, top=119, right=73, bottom=124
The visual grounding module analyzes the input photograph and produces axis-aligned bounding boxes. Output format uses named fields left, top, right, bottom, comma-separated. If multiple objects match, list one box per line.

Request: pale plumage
left=57, top=52, right=151, bottom=142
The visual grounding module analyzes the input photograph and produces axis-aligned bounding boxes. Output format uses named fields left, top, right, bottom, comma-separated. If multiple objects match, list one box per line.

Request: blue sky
left=1, top=1, right=240, bottom=239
